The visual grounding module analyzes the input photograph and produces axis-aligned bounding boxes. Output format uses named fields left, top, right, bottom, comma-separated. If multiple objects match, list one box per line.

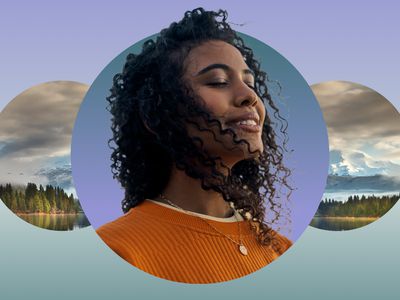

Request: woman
left=97, top=8, right=292, bottom=284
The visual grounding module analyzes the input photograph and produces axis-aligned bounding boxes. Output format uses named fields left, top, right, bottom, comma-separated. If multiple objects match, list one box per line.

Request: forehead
left=184, top=40, right=249, bottom=74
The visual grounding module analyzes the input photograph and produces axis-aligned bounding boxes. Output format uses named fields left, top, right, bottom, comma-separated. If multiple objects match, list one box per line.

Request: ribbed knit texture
left=97, top=200, right=292, bottom=284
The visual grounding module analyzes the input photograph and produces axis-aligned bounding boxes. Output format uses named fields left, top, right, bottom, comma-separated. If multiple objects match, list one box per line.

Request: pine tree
left=33, top=194, right=43, bottom=212
left=43, top=198, right=51, bottom=213
left=17, top=191, right=27, bottom=212
left=10, top=191, right=18, bottom=211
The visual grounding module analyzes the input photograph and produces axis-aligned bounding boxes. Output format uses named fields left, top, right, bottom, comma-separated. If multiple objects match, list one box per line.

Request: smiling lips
left=225, top=112, right=261, bottom=133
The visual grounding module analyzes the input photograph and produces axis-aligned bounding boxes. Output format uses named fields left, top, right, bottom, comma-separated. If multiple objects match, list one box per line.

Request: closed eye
left=245, top=83, right=255, bottom=90
left=206, top=81, right=255, bottom=90
left=207, top=81, right=229, bottom=87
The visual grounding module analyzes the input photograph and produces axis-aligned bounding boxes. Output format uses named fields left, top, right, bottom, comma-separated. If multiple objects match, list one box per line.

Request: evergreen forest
left=0, top=183, right=83, bottom=214
left=316, top=194, right=399, bottom=217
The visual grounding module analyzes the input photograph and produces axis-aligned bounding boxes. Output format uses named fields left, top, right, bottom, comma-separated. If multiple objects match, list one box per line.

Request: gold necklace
left=158, top=194, right=248, bottom=256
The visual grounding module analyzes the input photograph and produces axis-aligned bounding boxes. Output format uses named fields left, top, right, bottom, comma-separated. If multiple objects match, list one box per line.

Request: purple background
left=71, top=32, right=329, bottom=241
left=2, top=0, right=398, bottom=241
left=1, top=0, right=398, bottom=105
left=1, top=0, right=399, bottom=298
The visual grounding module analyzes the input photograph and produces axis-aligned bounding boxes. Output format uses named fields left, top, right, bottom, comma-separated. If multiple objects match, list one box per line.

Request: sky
left=0, top=81, right=88, bottom=195
left=312, top=81, right=400, bottom=178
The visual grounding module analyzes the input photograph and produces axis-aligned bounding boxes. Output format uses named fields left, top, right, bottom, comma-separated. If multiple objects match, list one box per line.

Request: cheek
left=204, top=103, right=226, bottom=117
left=196, top=89, right=229, bottom=117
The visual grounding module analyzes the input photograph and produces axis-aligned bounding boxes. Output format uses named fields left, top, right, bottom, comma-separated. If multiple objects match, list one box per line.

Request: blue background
left=1, top=0, right=399, bottom=298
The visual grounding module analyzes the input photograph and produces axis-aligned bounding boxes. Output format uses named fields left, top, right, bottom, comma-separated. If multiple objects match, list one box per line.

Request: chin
left=243, top=147, right=263, bottom=160
left=240, top=138, right=263, bottom=156
left=228, top=142, right=263, bottom=163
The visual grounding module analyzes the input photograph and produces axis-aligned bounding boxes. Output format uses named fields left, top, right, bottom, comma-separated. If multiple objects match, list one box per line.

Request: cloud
left=329, top=148, right=400, bottom=177
left=312, top=81, right=400, bottom=176
left=0, top=81, right=88, bottom=186
left=365, top=156, right=400, bottom=176
left=329, top=149, right=344, bottom=165
left=329, top=150, right=350, bottom=175
left=374, top=139, right=400, bottom=155
left=311, top=81, right=356, bottom=97
left=35, top=165, right=73, bottom=191
left=312, top=81, right=400, bottom=143
left=0, top=81, right=88, bottom=160
left=345, top=151, right=384, bottom=175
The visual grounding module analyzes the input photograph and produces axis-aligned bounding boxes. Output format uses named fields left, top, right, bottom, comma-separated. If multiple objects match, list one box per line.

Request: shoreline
left=16, top=212, right=84, bottom=216
left=313, top=216, right=379, bottom=221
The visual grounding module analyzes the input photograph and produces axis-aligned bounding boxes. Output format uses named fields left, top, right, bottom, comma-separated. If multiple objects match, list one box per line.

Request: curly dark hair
left=107, top=8, right=292, bottom=249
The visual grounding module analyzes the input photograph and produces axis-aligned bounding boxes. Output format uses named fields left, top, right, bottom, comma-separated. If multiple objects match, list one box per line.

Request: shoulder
left=96, top=205, right=155, bottom=243
left=96, top=211, right=135, bottom=253
left=96, top=211, right=132, bottom=238
left=269, top=230, right=293, bottom=255
left=95, top=201, right=179, bottom=257
left=96, top=208, right=154, bottom=264
left=97, top=207, right=136, bottom=229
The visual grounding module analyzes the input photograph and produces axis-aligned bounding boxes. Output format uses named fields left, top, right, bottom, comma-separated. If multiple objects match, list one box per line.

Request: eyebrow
left=195, top=63, right=254, bottom=77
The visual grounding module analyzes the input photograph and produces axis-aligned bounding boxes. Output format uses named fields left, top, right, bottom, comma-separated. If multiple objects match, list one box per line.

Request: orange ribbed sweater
left=97, top=200, right=292, bottom=284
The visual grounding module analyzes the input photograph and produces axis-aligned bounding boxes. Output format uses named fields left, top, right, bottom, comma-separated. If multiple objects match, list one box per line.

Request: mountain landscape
left=325, top=174, right=399, bottom=192
left=310, top=81, right=400, bottom=230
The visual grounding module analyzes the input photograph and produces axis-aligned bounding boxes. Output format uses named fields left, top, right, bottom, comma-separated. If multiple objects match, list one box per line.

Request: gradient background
left=71, top=32, right=328, bottom=242
left=0, top=0, right=399, bottom=299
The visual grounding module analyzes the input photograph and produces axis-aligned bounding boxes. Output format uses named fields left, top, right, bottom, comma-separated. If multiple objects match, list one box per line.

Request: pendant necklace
left=158, top=194, right=248, bottom=256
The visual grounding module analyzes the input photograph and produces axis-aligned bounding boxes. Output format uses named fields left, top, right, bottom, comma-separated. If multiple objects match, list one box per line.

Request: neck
left=155, top=165, right=233, bottom=218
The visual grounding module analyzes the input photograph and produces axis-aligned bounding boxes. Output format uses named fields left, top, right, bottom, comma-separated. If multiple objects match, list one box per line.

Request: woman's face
left=184, top=40, right=266, bottom=166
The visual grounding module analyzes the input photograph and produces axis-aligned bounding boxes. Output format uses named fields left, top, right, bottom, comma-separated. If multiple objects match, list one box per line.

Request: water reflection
left=310, top=217, right=377, bottom=231
left=17, top=213, right=90, bottom=231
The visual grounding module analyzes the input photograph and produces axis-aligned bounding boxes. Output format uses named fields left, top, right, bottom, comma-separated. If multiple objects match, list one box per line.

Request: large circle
left=71, top=33, right=329, bottom=281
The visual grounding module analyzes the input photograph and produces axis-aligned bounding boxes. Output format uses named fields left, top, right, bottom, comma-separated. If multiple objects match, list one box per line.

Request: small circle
left=310, top=80, right=400, bottom=231
left=0, top=81, right=91, bottom=231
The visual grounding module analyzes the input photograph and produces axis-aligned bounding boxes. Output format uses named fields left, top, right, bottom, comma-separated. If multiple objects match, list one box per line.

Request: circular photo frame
left=310, top=80, right=400, bottom=231
left=71, top=9, right=328, bottom=283
left=0, top=81, right=90, bottom=231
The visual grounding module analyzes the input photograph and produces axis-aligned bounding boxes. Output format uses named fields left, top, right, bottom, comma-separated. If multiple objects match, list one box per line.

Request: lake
left=17, top=213, right=90, bottom=231
left=310, top=216, right=377, bottom=231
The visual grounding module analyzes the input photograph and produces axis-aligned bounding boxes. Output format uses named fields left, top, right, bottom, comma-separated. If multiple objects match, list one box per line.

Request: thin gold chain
left=159, top=194, right=244, bottom=247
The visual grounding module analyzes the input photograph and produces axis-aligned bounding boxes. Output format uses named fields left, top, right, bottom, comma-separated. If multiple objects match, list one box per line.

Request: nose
left=234, top=81, right=258, bottom=107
